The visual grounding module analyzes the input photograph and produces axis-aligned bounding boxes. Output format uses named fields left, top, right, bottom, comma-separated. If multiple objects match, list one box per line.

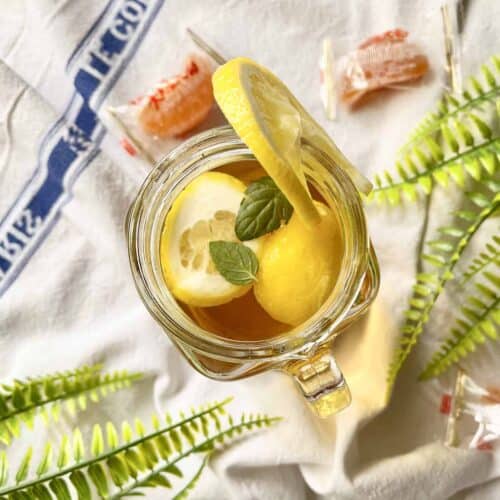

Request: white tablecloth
left=0, top=1, right=499, bottom=498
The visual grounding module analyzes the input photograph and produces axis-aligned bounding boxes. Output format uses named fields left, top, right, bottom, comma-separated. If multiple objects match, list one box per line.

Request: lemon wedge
left=212, top=57, right=372, bottom=228
left=160, top=172, right=262, bottom=307
left=254, top=201, right=342, bottom=326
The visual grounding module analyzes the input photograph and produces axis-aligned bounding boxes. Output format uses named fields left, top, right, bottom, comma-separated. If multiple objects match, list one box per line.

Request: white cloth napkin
left=0, top=1, right=499, bottom=499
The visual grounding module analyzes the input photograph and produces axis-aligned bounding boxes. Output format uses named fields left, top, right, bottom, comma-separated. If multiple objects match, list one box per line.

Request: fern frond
left=172, top=455, right=210, bottom=500
left=370, top=55, right=500, bottom=205
left=400, top=56, right=500, bottom=154
left=386, top=185, right=500, bottom=398
left=111, top=413, right=279, bottom=500
left=370, top=133, right=500, bottom=205
left=461, top=234, right=500, bottom=284
left=419, top=270, right=500, bottom=379
left=0, top=397, right=279, bottom=499
left=0, top=364, right=102, bottom=398
left=0, top=366, right=142, bottom=446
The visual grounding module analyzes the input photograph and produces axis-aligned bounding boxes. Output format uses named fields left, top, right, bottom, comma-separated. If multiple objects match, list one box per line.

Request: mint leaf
left=235, top=176, right=293, bottom=241
left=209, top=241, right=259, bottom=285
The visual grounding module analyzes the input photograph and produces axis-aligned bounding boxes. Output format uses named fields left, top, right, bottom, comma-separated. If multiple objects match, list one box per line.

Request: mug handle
left=285, top=347, right=351, bottom=418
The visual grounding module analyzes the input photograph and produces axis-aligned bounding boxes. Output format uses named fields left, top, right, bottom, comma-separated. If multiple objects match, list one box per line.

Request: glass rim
left=127, top=126, right=371, bottom=361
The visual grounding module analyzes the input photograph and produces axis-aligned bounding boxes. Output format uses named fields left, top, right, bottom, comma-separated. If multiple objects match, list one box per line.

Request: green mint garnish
left=235, top=176, right=293, bottom=241
left=209, top=241, right=259, bottom=286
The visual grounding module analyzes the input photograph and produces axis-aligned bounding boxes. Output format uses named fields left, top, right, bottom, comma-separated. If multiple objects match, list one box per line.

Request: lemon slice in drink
left=160, top=172, right=262, bottom=307
left=212, top=57, right=372, bottom=227
left=254, top=201, right=342, bottom=326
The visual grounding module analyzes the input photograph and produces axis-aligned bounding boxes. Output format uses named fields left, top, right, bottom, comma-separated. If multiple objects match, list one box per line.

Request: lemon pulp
left=160, top=171, right=263, bottom=307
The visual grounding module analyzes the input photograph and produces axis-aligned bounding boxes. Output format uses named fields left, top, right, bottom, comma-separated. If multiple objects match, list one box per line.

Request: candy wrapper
left=441, top=369, right=500, bottom=450
left=441, top=0, right=464, bottom=92
left=105, top=53, right=215, bottom=166
left=320, top=29, right=430, bottom=113
left=319, top=37, right=337, bottom=120
left=340, top=29, right=429, bottom=108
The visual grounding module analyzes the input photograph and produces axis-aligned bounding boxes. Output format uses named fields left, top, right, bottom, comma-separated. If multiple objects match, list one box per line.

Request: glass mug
left=126, top=126, right=379, bottom=417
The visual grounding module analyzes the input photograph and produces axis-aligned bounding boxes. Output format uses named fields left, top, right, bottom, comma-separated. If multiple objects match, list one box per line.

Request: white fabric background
left=0, top=1, right=499, bottom=499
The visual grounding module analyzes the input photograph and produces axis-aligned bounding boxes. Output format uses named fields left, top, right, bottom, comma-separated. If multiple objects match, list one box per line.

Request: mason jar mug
left=126, top=126, right=379, bottom=417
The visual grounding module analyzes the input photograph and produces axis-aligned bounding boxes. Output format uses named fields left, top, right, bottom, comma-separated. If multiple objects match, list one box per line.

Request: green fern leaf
left=77, top=394, right=87, bottom=411
left=0, top=366, right=142, bottom=447
left=371, top=55, right=500, bottom=205
left=173, top=456, right=209, bottom=500
left=151, top=415, right=160, bottom=431
left=65, top=399, right=77, bottom=417
left=73, top=429, right=85, bottom=463
left=124, top=449, right=146, bottom=475
left=180, top=424, right=195, bottom=446
left=33, top=484, right=52, bottom=500
left=370, top=136, right=500, bottom=203
left=49, top=477, right=71, bottom=500
left=51, top=403, right=62, bottom=423
left=164, top=464, right=183, bottom=478
left=36, top=443, right=53, bottom=477
left=144, top=473, right=171, bottom=488
left=69, top=471, right=91, bottom=500
left=208, top=410, right=221, bottom=432
left=386, top=186, right=500, bottom=398
left=134, top=418, right=146, bottom=438
left=57, top=436, right=71, bottom=470
left=169, top=429, right=182, bottom=453
left=15, top=448, right=32, bottom=484
left=109, top=413, right=279, bottom=499
left=122, top=421, right=133, bottom=443
left=107, top=455, right=129, bottom=487
left=0, top=397, right=279, bottom=500
left=154, top=435, right=172, bottom=461
left=44, top=380, right=60, bottom=400
left=200, top=415, right=209, bottom=438
left=0, top=452, right=7, bottom=487
left=399, top=55, right=500, bottom=155
left=0, top=424, right=10, bottom=446
left=138, top=441, right=157, bottom=469
left=88, top=463, right=109, bottom=497
left=0, top=397, right=8, bottom=417
left=420, top=270, right=499, bottom=379
left=91, top=425, right=104, bottom=457
left=11, top=387, right=27, bottom=410
left=461, top=234, right=500, bottom=283
left=106, top=422, right=119, bottom=449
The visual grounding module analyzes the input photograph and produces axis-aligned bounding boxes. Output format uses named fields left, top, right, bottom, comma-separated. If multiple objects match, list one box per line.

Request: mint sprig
left=235, top=177, right=293, bottom=241
left=209, top=241, right=259, bottom=286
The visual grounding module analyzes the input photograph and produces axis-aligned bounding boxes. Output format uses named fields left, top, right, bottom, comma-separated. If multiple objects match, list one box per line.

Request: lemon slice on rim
left=160, top=172, right=262, bottom=307
left=212, top=57, right=372, bottom=226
